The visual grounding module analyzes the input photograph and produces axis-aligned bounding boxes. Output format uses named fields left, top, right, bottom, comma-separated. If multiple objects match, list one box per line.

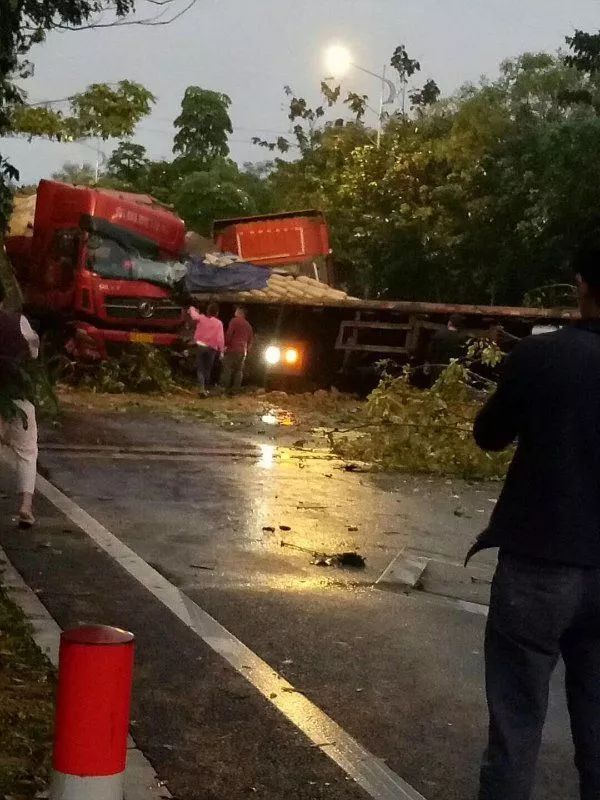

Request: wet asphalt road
left=0, top=408, right=580, bottom=799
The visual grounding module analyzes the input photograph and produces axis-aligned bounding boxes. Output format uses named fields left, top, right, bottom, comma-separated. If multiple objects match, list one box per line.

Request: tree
left=172, top=158, right=257, bottom=234
left=344, top=92, right=368, bottom=121
left=409, top=79, right=441, bottom=110
left=10, top=81, right=155, bottom=142
left=390, top=44, right=421, bottom=114
left=565, top=30, right=600, bottom=74
left=106, top=141, right=150, bottom=186
left=173, top=87, right=233, bottom=168
left=52, top=162, right=97, bottom=185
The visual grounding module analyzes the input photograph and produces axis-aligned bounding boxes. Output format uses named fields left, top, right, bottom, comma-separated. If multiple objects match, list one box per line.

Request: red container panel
left=215, top=212, right=330, bottom=267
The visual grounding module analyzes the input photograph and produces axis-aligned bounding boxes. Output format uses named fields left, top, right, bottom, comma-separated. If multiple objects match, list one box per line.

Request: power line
left=153, top=117, right=292, bottom=135
left=136, top=125, right=295, bottom=147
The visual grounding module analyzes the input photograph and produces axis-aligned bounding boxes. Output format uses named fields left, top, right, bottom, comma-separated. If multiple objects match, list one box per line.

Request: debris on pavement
left=280, top=541, right=366, bottom=570
left=453, top=508, right=472, bottom=519
left=312, top=552, right=367, bottom=569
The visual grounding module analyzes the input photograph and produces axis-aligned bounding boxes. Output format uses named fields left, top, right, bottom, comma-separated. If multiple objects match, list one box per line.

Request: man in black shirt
left=471, top=242, right=600, bottom=800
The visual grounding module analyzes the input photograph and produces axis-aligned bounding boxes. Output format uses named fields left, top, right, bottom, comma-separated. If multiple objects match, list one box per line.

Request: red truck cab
left=6, top=180, right=186, bottom=358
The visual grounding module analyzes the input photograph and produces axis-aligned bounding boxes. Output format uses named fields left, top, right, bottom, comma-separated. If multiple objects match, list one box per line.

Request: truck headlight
left=265, top=345, right=281, bottom=365
left=284, top=347, right=299, bottom=365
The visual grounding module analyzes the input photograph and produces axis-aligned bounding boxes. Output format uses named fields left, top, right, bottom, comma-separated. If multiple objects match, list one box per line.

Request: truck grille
left=105, top=296, right=182, bottom=321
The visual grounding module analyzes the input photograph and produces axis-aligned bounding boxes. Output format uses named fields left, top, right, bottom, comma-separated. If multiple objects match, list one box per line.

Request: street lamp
left=323, top=43, right=397, bottom=147
left=324, top=44, right=353, bottom=78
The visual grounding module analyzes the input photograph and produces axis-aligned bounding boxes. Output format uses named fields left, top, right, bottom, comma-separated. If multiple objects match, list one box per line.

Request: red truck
left=6, top=183, right=577, bottom=386
left=6, top=179, right=186, bottom=358
left=202, top=212, right=578, bottom=387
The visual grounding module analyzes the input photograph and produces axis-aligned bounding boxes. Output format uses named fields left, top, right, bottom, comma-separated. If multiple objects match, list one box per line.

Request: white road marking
left=36, top=474, right=427, bottom=800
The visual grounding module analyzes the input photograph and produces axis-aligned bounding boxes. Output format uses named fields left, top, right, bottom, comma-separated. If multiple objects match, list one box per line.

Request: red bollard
left=50, top=625, right=135, bottom=800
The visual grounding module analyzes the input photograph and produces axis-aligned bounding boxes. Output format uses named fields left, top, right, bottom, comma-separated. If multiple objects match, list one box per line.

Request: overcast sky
left=3, top=0, right=600, bottom=184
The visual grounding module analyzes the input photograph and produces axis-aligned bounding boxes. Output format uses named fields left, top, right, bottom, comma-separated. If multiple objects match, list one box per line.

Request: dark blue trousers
left=479, top=552, right=600, bottom=800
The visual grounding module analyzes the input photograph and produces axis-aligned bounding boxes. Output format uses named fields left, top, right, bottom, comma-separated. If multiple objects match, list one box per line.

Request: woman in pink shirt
left=188, top=302, right=225, bottom=396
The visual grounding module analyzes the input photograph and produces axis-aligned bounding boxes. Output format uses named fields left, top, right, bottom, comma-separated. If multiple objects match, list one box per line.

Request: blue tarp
left=184, top=256, right=270, bottom=293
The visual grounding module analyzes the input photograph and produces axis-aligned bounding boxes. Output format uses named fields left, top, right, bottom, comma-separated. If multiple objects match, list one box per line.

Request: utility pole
left=95, top=138, right=101, bottom=183
left=377, top=64, right=387, bottom=149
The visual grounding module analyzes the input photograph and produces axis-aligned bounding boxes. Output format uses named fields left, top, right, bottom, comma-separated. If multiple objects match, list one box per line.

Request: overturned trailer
left=189, top=276, right=577, bottom=388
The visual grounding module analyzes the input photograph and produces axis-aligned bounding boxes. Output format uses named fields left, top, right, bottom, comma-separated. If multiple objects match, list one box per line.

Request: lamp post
left=324, top=44, right=397, bottom=147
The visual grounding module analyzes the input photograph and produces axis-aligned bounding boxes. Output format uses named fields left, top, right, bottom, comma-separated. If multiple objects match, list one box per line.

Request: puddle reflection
left=258, top=444, right=276, bottom=469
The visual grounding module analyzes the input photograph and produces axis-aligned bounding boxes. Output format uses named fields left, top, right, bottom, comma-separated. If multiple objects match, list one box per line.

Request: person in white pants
left=0, top=287, right=39, bottom=528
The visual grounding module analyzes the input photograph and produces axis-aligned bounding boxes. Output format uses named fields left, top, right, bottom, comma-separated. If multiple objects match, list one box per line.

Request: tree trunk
left=0, top=232, right=22, bottom=311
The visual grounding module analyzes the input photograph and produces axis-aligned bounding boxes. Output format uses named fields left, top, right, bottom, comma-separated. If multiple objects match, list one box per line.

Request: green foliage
left=73, top=346, right=175, bottom=394
left=173, top=87, right=233, bottom=167
left=391, top=45, right=421, bottom=82
left=10, top=81, right=155, bottom=143
left=344, top=92, right=368, bottom=121
left=106, top=141, right=150, bottom=186
left=172, top=158, right=257, bottom=234
left=565, top=30, right=600, bottom=74
left=0, top=157, right=18, bottom=231
left=0, top=585, right=54, bottom=798
left=410, top=79, right=441, bottom=109
left=67, top=80, right=155, bottom=139
left=0, top=360, right=35, bottom=426
left=10, top=105, right=66, bottom=140
left=335, top=357, right=512, bottom=479
left=0, top=357, right=59, bottom=426
left=321, top=81, right=342, bottom=107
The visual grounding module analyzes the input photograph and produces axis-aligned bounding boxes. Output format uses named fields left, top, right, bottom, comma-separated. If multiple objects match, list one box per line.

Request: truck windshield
left=87, top=236, right=134, bottom=279
left=87, top=235, right=186, bottom=286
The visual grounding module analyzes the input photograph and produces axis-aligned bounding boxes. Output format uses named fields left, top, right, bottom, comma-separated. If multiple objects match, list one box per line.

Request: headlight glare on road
left=265, top=345, right=281, bottom=365
left=284, top=348, right=299, bottom=365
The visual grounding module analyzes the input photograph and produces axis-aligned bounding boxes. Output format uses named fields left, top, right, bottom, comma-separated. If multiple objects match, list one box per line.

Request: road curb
left=0, top=543, right=171, bottom=800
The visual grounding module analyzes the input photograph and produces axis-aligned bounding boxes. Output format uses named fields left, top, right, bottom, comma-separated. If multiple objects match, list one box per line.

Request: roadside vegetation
left=333, top=361, right=512, bottom=480
left=0, top=585, right=54, bottom=798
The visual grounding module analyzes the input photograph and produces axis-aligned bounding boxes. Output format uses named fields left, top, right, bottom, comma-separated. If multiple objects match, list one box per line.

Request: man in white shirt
left=0, top=282, right=39, bottom=528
